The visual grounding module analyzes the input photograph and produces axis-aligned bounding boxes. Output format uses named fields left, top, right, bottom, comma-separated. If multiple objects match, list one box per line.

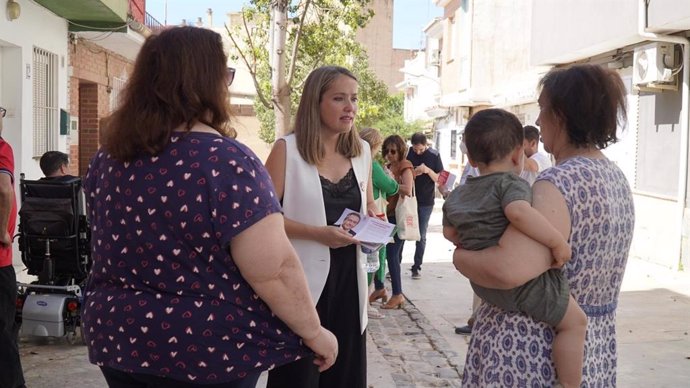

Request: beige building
left=356, top=0, right=414, bottom=93
left=429, top=0, right=548, bottom=177
left=424, top=0, right=690, bottom=270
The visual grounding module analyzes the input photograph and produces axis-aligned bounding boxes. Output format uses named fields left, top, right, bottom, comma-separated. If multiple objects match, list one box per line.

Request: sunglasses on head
left=383, top=148, right=397, bottom=155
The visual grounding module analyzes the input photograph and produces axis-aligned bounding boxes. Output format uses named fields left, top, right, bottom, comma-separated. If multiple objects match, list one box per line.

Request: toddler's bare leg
left=553, top=295, right=587, bottom=388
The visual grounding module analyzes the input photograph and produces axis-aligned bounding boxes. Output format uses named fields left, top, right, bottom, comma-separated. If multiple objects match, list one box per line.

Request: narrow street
left=17, top=202, right=690, bottom=387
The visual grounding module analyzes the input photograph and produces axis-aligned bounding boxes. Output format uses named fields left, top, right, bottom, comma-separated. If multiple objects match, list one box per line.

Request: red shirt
left=0, top=137, right=16, bottom=267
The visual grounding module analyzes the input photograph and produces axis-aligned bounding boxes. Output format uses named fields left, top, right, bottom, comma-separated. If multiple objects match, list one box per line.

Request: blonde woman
left=265, top=66, right=376, bottom=388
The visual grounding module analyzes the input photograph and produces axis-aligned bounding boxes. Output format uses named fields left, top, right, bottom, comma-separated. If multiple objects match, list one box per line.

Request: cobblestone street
left=16, top=203, right=690, bottom=387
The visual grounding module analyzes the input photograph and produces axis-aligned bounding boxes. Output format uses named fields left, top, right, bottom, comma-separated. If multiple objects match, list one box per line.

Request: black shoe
left=454, top=325, right=472, bottom=335
left=411, top=268, right=421, bottom=279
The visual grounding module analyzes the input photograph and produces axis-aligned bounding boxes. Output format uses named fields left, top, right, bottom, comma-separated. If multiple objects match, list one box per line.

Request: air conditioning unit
left=633, top=42, right=676, bottom=86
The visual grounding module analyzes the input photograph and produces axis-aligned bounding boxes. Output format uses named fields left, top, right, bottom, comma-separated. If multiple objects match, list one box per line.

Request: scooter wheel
left=66, top=330, right=78, bottom=345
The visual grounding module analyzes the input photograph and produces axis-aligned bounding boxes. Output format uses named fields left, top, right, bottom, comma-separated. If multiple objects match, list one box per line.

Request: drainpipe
left=638, top=0, right=690, bottom=269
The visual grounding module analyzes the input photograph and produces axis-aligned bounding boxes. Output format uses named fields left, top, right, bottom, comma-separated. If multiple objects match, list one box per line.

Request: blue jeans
left=374, top=215, right=404, bottom=296
left=411, top=205, right=434, bottom=271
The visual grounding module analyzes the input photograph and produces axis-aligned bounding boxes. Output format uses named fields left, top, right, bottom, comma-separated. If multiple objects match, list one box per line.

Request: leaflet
left=437, top=170, right=457, bottom=192
left=334, top=208, right=397, bottom=253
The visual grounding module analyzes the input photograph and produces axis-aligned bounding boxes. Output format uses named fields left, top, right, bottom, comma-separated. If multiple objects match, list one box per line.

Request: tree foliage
left=361, top=93, right=429, bottom=141
left=226, top=0, right=399, bottom=144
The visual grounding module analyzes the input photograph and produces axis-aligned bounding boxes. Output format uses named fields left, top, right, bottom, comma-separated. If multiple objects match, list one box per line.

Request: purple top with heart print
left=82, top=132, right=309, bottom=383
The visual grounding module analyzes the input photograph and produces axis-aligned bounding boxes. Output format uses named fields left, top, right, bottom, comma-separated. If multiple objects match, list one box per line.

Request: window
left=109, top=76, right=128, bottom=112
left=450, top=129, right=457, bottom=159
left=32, top=47, right=59, bottom=157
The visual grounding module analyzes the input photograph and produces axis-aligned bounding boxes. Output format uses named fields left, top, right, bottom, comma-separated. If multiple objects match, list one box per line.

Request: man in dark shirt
left=39, top=151, right=77, bottom=182
left=406, top=132, right=444, bottom=279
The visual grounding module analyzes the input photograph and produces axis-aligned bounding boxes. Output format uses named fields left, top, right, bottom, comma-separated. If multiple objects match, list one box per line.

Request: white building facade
left=532, top=0, right=690, bottom=271
left=413, top=0, right=690, bottom=270
left=427, top=0, right=551, bottom=178
left=1, top=1, right=70, bottom=180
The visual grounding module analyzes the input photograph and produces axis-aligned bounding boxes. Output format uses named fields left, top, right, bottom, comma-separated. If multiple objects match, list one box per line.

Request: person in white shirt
left=519, top=125, right=553, bottom=185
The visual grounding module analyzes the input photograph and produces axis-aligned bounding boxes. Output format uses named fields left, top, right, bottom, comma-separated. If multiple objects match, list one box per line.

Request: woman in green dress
left=358, top=127, right=399, bottom=318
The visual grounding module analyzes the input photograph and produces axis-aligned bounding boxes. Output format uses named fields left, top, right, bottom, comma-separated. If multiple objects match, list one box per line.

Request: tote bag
left=374, top=195, right=389, bottom=222
left=395, top=188, right=420, bottom=241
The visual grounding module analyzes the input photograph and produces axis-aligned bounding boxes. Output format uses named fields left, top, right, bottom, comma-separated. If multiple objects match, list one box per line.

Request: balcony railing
left=129, top=0, right=164, bottom=33
left=144, top=12, right=164, bottom=32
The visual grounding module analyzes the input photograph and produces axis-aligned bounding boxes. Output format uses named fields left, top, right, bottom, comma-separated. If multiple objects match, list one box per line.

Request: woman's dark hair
left=101, top=26, right=233, bottom=162
left=382, top=134, right=408, bottom=162
left=538, top=64, right=627, bottom=149
left=464, top=109, right=524, bottom=165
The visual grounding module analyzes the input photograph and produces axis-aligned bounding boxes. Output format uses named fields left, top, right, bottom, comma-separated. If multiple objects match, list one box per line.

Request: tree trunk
left=271, top=1, right=291, bottom=138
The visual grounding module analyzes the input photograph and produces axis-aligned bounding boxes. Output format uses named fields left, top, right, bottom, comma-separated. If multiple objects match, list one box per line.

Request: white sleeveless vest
left=282, top=134, right=370, bottom=333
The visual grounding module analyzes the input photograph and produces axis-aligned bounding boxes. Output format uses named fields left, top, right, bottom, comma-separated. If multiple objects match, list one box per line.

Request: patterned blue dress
left=461, top=157, right=634, bottom=387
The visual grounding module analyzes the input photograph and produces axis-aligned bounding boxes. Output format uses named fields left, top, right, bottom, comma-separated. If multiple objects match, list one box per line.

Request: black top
left=39, top=175, right=80, bottom=183
left=406, top=147, right=444, bottom=206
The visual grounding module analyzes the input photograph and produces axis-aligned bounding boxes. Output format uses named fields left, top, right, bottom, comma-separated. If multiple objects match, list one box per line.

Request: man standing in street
left=406, top=132, right=444, bottom=279
left=0, top=106, right=26, bottom=388
left=519, top=125, right=552, bottom=185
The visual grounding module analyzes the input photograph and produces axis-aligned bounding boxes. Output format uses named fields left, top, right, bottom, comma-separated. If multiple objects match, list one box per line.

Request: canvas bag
left=374, top=195, right=388, bottom=222
left=395, top=187, right=420, bottom=241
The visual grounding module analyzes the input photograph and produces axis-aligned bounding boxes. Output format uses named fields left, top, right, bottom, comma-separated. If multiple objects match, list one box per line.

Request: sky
left=146, top=0, right=443, bottom=50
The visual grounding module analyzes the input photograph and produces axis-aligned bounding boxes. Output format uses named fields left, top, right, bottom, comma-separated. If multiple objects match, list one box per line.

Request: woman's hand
left=317, top=225, right=359, bottom=249
left=303, top=326, right=338, bottom=372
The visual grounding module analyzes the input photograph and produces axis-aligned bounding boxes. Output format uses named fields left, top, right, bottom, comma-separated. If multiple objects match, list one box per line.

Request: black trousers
left=0, top=265, right=25, bottom=388
left=100, top=367, right=261, bottom=388
left=266, top=246, right=367, bottom=388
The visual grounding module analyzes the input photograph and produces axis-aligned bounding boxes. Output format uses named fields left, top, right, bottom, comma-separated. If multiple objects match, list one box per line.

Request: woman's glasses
left=0, top=107, right=6, bottom=118
left=383, top=148, right=397, bottom=155
left=227, top=67, right=236, bottom=87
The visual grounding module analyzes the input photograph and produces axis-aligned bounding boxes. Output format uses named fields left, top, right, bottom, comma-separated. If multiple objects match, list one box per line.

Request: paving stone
left=367, top=295, right=464, bottom=387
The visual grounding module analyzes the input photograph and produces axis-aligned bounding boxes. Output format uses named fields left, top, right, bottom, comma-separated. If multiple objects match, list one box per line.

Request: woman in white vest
left=264, top=66, right=376, bottom=388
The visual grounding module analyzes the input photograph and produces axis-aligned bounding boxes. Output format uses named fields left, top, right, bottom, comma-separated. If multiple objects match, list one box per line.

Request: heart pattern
left=82, top=133, right=308, bottom=383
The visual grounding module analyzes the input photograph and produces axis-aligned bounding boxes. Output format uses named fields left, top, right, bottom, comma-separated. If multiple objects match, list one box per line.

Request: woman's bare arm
left=453, top=180, right=571, bottom=289
left=264, top=139, right=287, bottom=200
left=264, top=138, right=358, bottom=249
left=231, top=213, right=338, bottom=371
left=366, top=159, right=377, bottom=216
left=397, top=168, right=414, bottom=197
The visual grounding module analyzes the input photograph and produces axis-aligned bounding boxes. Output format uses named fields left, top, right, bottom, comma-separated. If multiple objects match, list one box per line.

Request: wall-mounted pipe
left=638, top=0, right=690, bottom=269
